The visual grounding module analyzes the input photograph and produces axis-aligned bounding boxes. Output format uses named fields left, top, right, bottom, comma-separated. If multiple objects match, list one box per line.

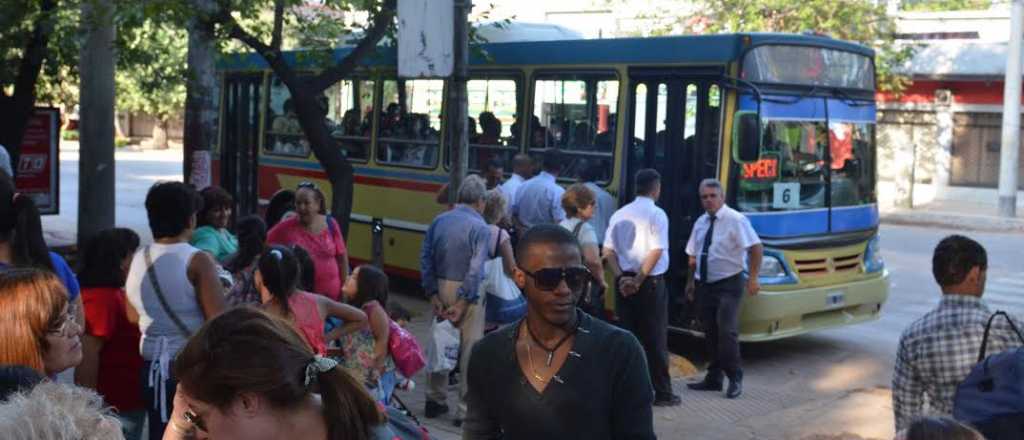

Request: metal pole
left=999, top=0, right=1023, bottom=217
left=78, top=0, right=116, bottom=248
left=448, top=0, right=470, bottom=204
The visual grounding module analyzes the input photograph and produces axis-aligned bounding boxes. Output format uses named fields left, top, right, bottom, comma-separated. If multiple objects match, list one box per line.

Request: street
left=44, top=149, right=1024, bottom=440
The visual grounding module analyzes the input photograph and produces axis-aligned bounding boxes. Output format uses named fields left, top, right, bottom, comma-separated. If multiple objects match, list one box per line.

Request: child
left=339, top=264, right=396, bottom=403
left=254, top=246, right=367, bottom=355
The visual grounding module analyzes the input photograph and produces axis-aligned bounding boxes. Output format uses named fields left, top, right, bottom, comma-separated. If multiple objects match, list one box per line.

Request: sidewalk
left=387, top=293, right=895, bottom=440
left=880, top=200, right=1024, bottom=233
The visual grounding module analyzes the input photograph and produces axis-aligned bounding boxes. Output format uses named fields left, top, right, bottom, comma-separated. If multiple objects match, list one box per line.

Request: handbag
left=482, top=228, right=526, bottom=324
left=571, top=220, right=603, bottom=313
left=388, top=320, right=427, bottom=378
left=144, top=246, right=193, bottom=338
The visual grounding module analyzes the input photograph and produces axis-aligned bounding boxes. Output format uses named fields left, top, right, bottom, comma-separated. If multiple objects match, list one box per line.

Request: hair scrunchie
left=303, top=355, right=338, bottom=388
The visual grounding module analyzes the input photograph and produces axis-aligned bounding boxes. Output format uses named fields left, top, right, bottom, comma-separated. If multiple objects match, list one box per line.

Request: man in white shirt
left=511, top=149, right=565, bottom=232
left=603, top=169, right=679, bottom=406
left=499, top=154, right=531, bottom=212
left=685, top=178, right=763, bottom=399
left=581, top=163, right=616, bottom=248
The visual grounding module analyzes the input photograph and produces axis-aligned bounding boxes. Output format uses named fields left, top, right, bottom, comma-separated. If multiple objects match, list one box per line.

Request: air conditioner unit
left=935, top=89, right=953, bottom=106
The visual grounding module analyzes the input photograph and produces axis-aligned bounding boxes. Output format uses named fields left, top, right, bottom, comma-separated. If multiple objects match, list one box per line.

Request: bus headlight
left=760, top=255, right=788, bottom=278
left=864, top=235, right=884, bottom=273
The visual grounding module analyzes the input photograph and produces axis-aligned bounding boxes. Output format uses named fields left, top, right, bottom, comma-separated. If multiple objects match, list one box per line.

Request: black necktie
left=699, top=215, right=716, bottom=283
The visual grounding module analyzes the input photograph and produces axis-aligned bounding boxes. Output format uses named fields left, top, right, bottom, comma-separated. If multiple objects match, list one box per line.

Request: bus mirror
left=734, top=111, right=761, bottom=163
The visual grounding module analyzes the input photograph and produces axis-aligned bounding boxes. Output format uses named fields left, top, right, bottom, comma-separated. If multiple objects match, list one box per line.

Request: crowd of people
left=0, top=140, right=1019, bottom=440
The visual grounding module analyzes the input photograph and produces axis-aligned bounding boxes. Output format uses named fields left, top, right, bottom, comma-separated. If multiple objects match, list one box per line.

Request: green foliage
left=116, top=17, right=188, bottom=121
left=61, top=129, right=79, bottom=140
left=637, top=0, right=915, bottom=94
left=901, top=0, right=993, bottom=12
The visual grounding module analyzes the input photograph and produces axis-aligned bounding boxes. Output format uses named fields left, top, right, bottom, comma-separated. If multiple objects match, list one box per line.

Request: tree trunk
left=184, top=0, right=218, bottom=188
left=152, top=118, right=169, bottom=150
left=77, top=0, right=117, bottom=248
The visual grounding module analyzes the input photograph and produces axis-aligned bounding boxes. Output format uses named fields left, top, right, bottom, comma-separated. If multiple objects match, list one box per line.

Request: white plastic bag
left=482, top=257, right=521, bottom=301
left=426, top=318, right=460, bottom=373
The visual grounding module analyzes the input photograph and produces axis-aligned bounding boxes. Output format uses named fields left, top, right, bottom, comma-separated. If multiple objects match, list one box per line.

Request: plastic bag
left=426, top=318, right=460, bottom=373
left=389, top=320, right=427, bottom=378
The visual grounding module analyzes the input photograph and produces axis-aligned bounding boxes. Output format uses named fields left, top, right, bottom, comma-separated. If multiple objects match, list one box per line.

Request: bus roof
left=217, top=32, right=874, bottom=72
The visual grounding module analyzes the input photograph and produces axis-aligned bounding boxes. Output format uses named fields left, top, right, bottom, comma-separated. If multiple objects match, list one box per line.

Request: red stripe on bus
left=257, top=165, right=443, bottom=194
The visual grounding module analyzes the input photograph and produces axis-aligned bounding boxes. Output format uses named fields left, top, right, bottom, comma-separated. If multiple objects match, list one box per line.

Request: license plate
left=826, top=291, right=846, bottom=308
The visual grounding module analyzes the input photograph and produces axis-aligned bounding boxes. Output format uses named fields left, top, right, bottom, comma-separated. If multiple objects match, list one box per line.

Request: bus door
left=220, top=73, right=263, bottom=216
left=626, top=69, right=723, bottom=326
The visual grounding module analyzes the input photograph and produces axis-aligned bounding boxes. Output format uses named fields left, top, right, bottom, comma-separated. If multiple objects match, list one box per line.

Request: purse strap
left=144, top=246, right=192, bottom=338
left=978, top=310, right=1024, bottom=363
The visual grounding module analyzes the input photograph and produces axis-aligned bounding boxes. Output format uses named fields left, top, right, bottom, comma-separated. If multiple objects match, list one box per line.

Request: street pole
left=183, top=0, right=218, bottom=190
left=448, top=0, right=470, bottom=204
left=78, top=0, right=116, bottom=247
left=998, top=0, right=1023, bottom=217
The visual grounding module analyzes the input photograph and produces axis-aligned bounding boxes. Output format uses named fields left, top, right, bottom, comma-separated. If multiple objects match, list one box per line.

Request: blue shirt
left=420, top=205, right=492, bottom=303
left=512, top=171, right=566, bottom=228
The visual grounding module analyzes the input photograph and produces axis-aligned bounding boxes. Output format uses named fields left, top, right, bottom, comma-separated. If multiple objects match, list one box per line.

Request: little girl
left=340, top=264, right=396, bottom=403
left=255, top=246, right=367, bottom=355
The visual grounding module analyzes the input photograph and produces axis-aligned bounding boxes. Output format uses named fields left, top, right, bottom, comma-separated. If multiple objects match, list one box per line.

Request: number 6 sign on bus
left=772, top=182, right=800, bottom=210
left=15, top=108, right=60, bottom=215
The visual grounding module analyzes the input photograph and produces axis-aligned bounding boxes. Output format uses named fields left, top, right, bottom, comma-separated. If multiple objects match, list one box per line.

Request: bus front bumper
left=737, top=271, right=890, bottom=342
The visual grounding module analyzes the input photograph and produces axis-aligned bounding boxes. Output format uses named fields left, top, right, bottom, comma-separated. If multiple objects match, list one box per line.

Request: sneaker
left=424, top=400, right=449, bottom=418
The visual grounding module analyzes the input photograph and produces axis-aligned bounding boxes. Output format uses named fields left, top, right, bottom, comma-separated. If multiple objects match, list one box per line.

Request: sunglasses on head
left=297, top=181, right=318, bottom=190
left=519, top=266, right=591, bottom=291
left=184, top=408, right=207, bottom=432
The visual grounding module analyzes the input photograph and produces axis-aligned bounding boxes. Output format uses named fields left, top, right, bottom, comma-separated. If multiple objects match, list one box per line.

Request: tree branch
left=204, top=2, right=290, bottom=79
left=271, top=0, right=285, bottom=52
left=308, top=0, right=397, bottom=94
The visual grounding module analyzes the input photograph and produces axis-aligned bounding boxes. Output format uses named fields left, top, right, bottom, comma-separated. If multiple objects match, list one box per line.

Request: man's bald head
left=513, top=153, right=533, bottom=178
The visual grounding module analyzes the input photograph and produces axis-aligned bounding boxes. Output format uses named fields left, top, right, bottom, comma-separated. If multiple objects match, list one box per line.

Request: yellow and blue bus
left=205, top=32, right=889, bottom=341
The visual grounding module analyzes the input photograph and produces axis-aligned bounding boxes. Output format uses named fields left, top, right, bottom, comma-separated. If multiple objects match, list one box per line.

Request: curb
left=881, top=210, right=1024, bottom=233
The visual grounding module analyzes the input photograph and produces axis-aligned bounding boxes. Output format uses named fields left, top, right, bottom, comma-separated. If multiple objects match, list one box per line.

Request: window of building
left=530, top=73, right=619, bottom=182
left=376, top=79, right=445, bottom=169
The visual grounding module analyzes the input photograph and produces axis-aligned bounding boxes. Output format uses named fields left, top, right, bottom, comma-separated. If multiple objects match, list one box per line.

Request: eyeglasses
left=47, top=309, right=77, bottom=337
left=519, top=266, right=591, bottom=291
left=184, top=408, right=208, bottom=432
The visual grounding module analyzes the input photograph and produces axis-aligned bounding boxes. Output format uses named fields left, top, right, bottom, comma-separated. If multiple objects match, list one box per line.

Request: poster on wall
left=16, top=108, right=60, bottom=215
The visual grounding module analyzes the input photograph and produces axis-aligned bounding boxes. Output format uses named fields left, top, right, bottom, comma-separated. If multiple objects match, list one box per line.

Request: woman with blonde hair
left=560, top=183, right=608, bottom=314
left=0, top=268, right=83, bottom=376
left=0, top=381, right=125, bottom=440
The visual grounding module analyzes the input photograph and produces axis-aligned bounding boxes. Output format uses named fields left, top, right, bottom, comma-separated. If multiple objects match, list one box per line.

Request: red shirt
left=267, top=216, right=348, bottom=300
left=81, top=287, right=144, bottom=412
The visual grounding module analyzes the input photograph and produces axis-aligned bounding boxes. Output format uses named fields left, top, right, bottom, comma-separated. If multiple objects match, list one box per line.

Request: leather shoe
left=424, top=400, right=449, bottom=418
left=726, top=379, right=743, bottom=399
left=653, top=393, right=682, bottom=407
left=686, top=379, right=723, bottom=392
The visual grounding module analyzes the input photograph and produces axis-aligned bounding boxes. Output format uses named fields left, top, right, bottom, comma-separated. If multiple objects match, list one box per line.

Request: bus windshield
left=735, top=119, right=876, bottom=212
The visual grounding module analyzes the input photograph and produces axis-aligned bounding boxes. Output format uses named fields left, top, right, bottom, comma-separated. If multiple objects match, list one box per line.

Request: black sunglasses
left=519, top=266, right=591, bottom=291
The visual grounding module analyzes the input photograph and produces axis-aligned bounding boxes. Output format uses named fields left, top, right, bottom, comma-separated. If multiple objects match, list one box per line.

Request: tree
left=902, top=0, right=993, bottom=11
left=116, top=20, right=188, bottom=149
left=156, top=0, right=399, bottom=236
left=629, top=0, right=916, bottom=94
left=0, top=0, right=60, bottom=173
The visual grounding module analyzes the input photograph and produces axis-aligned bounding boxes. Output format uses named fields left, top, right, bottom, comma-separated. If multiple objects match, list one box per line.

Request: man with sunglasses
left=685, top=178, right=763, bottom=399
left=603, top=168, right=680, bottom=407
left=463, top=225, right=655, bottom=440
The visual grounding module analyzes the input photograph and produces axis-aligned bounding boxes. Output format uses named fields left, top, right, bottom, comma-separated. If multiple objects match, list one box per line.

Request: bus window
left=684, top=84, right=698, bottom=141
left=325, top=79, right=374, bottom=162
left=735, top=120, right=828, bottom=212
left=377, top=79, right=445, bottom=169
left=530, top=73, right=619, bottom=182
left=467, top=78, right=519, bottom=171
left=266, top=77, right=310, bottom=158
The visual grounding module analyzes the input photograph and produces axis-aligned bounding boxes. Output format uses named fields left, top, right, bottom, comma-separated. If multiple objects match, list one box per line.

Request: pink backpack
left=388, top=320, right=426, bottom=377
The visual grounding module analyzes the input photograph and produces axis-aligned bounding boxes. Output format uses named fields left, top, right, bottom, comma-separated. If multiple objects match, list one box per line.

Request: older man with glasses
left=685, top=178, right=763, bottom=399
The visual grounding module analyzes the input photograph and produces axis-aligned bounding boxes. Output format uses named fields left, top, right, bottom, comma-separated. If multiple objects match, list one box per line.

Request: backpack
left=952, top=311, right=1024, bottom=439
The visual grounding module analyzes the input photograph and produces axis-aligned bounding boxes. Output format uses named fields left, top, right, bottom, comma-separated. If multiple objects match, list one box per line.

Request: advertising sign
left=15, top=108, right=60, bottom=215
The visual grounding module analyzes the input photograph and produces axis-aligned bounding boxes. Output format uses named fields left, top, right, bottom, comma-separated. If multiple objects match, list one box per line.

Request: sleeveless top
left=288, top=291, right=327, bottom=356
left=125, top=242, right=205, bottom=361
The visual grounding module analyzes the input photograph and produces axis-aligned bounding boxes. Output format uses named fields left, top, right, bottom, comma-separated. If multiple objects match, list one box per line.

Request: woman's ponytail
left=318, top=366, right=384, bottom=440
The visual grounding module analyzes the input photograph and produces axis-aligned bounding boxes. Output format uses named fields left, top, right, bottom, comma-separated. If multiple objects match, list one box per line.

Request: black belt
left=697, top=272, right=742, bottom=286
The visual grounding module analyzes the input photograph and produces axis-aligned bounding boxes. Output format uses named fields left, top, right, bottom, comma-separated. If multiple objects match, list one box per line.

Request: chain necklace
left=524, top=313, right=580, bottom=366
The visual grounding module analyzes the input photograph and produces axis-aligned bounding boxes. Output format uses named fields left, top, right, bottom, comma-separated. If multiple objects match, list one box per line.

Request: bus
left=205, top=32, right=889, bottom=341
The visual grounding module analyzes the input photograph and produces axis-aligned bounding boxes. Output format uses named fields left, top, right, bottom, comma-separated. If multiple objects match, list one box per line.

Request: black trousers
left=617, top=274, right=673, bottom=398
left=698, top=273, right=745, bottom=381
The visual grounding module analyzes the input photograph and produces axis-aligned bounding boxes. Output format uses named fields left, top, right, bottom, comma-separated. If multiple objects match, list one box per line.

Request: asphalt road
left=41, top=147, right=1024, bottom=439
